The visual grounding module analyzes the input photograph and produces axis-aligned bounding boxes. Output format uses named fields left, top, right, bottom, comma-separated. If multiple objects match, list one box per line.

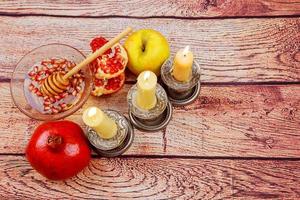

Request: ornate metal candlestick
left=161, top=58, right=201, bottom=106
left=127, top=83, right=172, bottom=131
left=85, top=110, right=134, bottom=157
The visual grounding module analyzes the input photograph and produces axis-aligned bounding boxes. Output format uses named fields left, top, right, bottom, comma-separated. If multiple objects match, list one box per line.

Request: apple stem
left=47, top=135, right=63, bottom=150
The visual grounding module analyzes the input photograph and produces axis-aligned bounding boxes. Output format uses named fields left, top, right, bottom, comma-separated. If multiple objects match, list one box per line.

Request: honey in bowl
left=24, top=58, right=85, bottom=114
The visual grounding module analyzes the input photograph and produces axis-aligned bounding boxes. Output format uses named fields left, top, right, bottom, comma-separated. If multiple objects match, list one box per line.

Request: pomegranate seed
left=54, top=95, right=61, bottom=100
left=44, top=106, right=50, bottom=111
left=71, top=78, right=78, bottom=86
left=38, top=71, right=44, bottom=76
left=36, top=91, right=43, bottom=96
left=33, top=88, right=38, bottom=93
left=28, top=71, right=35, bottom=77
left=36, top=76, right=42, bottom=81
left=52, top=64, right=58, bottom=69
left=76, top=86, right=81, bottom=92
left=67, top=62, right=72, bottom=69
left=72, top=90, right=77, bottom=96
left=28, top=84, right=34, bottom=91
left=59, top=103, right=67, bottom=108
left=33, top=66, right=38, bottom=72
left=61, top=64, right=67, bottom=69
left=42, top=66, right=49, bottom=71
left=43, top=100, right=50, bottom=105
left=49, top=97, right=56, bottom=103
left=51, top=108, right=59, bottom=114
left=60, top=92, right=68, bottom=98
left=43, top=96, right=49, bottom=101
left=71, top=62, right=76, bottom=67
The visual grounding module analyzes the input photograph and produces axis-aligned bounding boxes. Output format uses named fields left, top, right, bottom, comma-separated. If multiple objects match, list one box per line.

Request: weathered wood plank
left=0, top=156, right=299, bottom=199
left=0, top=0, right=299, bottom=18
left=167, top=84, right=300, bottom=157
left=0, top=16, right=299, bottom=82
left=2, top=82, right=300, bottom=157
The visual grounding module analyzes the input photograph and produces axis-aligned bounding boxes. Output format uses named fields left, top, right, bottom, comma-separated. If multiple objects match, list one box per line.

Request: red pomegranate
left=26, top=120, right=91, bottom=180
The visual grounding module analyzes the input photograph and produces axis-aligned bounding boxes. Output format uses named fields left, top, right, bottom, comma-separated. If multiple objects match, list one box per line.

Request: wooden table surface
left=0, top=1, right=300, bottom=199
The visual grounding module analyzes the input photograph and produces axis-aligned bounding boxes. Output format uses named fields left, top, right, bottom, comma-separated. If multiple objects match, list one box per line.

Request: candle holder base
left=160, top=57, right=201, bottom=106
left=129, top=101, right=172, bottom=132
left=85, top=110, right=134, bottom=157
left=165, top=81, right=200, bottom=106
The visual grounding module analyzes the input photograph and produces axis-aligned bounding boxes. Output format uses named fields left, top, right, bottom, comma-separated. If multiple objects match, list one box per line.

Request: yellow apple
left=124, top=29, right=170, bottom=75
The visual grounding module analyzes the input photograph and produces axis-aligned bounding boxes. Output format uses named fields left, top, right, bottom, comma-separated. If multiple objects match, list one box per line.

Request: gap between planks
left=0, top=0, right=299, bottom=19
left=0, top=12, right=300, bottom=20
left=3, top=74, right=300, bottom=86
left=1, top=153, right=300, bottom=161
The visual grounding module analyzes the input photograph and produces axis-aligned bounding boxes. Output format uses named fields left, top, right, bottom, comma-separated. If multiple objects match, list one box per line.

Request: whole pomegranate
left=26, top=120, right=91, bottom=180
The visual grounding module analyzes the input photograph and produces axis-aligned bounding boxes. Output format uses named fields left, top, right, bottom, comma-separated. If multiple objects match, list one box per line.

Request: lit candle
left=172, top=46, right=194, bottom=82
left=136, top=71, right=157, bottom=110
left=82, top=107, right=118, bottom=139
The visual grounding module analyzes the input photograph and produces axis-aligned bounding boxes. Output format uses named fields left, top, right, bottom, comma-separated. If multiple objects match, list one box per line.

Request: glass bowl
left=10, top=43, right=93, bottom=121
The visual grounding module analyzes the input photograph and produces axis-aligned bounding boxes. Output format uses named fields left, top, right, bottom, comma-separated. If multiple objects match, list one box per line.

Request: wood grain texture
left=2, top=82, right=300, bottom=157
left=2, top=82, right=163, bottom=156
left=0, top=0, right=300, bottom=18
left=0, top=156, right=299, bottom=199
left=0, top=16, right=299, bottom=82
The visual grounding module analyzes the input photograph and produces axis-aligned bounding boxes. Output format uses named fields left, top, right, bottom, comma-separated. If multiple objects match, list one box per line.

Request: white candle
left=136, top=71, right=157, bottom=110
left=82, top=107, right=117, bottom=139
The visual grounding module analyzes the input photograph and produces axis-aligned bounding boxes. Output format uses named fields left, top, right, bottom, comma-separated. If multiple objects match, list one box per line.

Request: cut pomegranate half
left=90, top=37, right=128, bottom=79
left=92, top=72, right=125, bottom=97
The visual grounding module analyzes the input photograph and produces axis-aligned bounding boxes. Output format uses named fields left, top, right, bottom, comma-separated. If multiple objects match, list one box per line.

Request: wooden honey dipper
left=41, top=27, right=133, bottom=97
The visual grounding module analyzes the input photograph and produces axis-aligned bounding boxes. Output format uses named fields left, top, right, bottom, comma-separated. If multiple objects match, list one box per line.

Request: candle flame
left=183, top=46, right=190, bottom=55
left=143, top=71, right=151, bottom=81
left=88, top=107, right=97, bottom=118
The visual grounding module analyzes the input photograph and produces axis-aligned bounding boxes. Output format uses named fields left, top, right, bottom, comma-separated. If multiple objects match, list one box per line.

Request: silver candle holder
left=127, top=83, right=172, bottom=132
left=85, top=110, right=134, bottom=157
left=161, top=58, right=201, bottom=106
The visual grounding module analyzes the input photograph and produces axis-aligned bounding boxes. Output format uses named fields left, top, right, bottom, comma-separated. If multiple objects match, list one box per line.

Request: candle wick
left=143, top=71, right=151, bottom=81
